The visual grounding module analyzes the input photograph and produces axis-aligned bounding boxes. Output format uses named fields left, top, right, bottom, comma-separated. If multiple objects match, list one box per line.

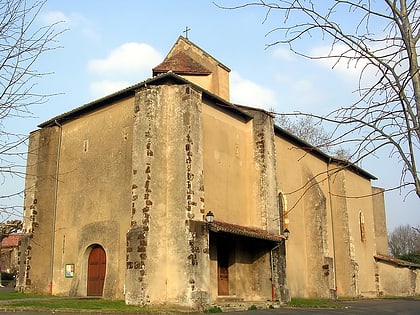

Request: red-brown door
left=217, top=242, right=229, bottom=296
left=87, top=246, right=106, bottom=296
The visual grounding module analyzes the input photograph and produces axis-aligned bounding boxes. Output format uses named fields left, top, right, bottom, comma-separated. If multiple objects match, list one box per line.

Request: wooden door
left=217, top=242, right=229, bottom=296
left=87, top=246, right=106, bottom=296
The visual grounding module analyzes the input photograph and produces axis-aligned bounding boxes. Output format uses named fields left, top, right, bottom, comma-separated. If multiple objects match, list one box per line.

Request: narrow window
left=278, top=192, right=288, bottom=233
left=359, top=211, right=366, bottom=242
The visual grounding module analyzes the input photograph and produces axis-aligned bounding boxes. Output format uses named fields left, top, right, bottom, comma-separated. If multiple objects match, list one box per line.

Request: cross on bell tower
left=183, top=26, right=191, bottom=39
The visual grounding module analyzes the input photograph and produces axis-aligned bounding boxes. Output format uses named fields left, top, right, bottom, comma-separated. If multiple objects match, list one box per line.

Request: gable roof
left=38, top=71, right=376, bottom=180
left=38, top=72, right=252, bottom=128
left=165, top=36, right=230, bottom=72
left=274, top=124, right=377, bottom=180
left=235, top=104, right=377, bottom=180
left=153, top=52, right=212, bottom=76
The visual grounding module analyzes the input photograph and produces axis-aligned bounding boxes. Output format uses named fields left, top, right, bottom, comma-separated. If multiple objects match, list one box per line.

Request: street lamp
left=283, top=228, right=290, bottom=240
left=205, top=211, right=214, bottom=223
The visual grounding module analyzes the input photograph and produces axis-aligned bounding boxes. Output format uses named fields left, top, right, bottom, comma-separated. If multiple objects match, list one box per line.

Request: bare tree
left=216, top=0, right=420, bottom=198
left=389, top=224, right=420, bottom=263
left=275, top=115, right=351, bottom=158
left=276, top=115, right=330, bottom=148
left=0, top=0, right=63, bottom=221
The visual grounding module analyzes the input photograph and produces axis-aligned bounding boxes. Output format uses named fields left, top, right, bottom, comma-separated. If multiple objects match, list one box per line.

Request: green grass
left=3, top=299, right=147, bottom=312
left=286, top=298, right=345, bottom=308
left=0, top=292, right=186, bottom=313
left=204, top=306, right=222, bottom=313
left=0, top=291, right=54, bottom=300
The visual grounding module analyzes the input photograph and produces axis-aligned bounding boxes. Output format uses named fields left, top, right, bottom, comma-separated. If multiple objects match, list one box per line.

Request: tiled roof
left=153, top=52, right=212, bottom=76
left=235, top=104, right=377, bottom=180
left=174, top=36, right=230, bottom=72
left=1, top=234, right=21, bottom=248
left=209, top=221, right=285, bottom=242
left=374, top=253, right=420, bottom=269
left=38, top=72, right=253, bottom=128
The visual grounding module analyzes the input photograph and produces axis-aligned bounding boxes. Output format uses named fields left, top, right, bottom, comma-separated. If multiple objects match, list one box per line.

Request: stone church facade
left=17, top=36, right=419, bottom=307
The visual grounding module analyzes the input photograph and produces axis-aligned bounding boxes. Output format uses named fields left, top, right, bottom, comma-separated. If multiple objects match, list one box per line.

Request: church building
left=17, top=36, right=419, bottom=307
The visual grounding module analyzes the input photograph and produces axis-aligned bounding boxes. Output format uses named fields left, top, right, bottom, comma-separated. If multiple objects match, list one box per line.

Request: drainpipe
left=327, top=159, right=338, bottom=299
left=50, top=120, right=62, bottom=295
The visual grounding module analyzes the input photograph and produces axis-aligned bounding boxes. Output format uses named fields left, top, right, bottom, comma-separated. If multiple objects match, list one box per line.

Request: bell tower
left=153, top=36, right=230, bottom=101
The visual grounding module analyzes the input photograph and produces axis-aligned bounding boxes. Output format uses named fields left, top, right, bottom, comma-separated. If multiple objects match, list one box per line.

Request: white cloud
left=41, top=11, right=100, bottom=42
left=272, top=47, right=296, bottom=61
left=230, top=71, right=277, bottom=110
left=88, top=43, right=162, bottom=77
left=87, top=42, right=163, bottom=99
left=310, top=44, right=367, bottom=81
left=89, top=80, right=130, bottom=99
left=273, top=73, right=328, bottom=112
left=41, top=11, right=69, bottom=25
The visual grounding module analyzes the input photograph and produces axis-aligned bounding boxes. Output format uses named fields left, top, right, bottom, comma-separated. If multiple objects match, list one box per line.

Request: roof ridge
left=170, top=36, right=230, bottom=72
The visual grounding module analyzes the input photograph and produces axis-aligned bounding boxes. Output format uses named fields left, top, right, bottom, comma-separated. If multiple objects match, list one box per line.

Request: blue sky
left=5, top=0, right=418, bottom=231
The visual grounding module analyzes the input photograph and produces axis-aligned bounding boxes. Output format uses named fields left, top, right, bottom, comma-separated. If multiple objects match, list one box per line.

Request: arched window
left=278, top=192, right=288, bottom=232
left=359, top=211, right=366, bottom=242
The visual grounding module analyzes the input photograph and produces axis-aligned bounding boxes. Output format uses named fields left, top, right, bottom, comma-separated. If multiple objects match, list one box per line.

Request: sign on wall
left=65, top=264, right=75, bottom=278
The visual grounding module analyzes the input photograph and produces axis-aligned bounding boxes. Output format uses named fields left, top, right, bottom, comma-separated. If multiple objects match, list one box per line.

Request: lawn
left=0, top=291, right=185, bottom=313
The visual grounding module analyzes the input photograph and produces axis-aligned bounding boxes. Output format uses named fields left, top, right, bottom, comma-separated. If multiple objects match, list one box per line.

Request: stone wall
left=376, top=261, right=419, bottom=296
left=127, top=83, right=208, bottom=306
left=18, top=126, right=61, bottom=294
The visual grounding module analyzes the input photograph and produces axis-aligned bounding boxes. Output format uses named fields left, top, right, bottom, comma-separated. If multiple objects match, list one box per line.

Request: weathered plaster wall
left=18, top=126, right=61, bottom=294
left=249, top=111, right=280, bottom=234
left=274, top=134, right=381, bottom=299
left=50, top=98, right=133, bottom=298
left=274, top=135, right=332, bottom=298
left=275, top=136, right=306, bottom=297
left=372, top=187, right=388, bottom=255
left=202, top=103, right=256, bottom=226
left=376, top=262, right=419, bottom=296
left=339, top=169, right=378, bottom=297
left=127, top=84, right=208, bottom=307
left=327, top=169, right=354, bottom=298
left=301, top=166, right=331, bottom=298
left=201, top=105, right=282, bottom=303
left=234, top=238, right=273, bottom=300
left=208, top=234, right=274, bottom=302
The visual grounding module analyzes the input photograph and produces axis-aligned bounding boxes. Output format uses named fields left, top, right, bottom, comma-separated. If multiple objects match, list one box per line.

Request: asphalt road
left=0, top=299, right=419, bottom=314
left=239, top=299, right=420, bottom=314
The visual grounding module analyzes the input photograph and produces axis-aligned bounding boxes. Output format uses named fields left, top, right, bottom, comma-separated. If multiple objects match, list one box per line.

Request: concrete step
left=214, top=300, right=281, bottom=312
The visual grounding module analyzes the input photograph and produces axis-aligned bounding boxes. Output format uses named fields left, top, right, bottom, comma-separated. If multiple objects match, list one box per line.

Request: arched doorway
left=87, top=245, right=106, bottom=296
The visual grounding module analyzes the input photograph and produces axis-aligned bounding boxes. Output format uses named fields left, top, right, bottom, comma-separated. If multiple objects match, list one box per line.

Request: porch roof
left=374, top=253, right=420, bottom=269
left=208, top=221, right=285, bottom=242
